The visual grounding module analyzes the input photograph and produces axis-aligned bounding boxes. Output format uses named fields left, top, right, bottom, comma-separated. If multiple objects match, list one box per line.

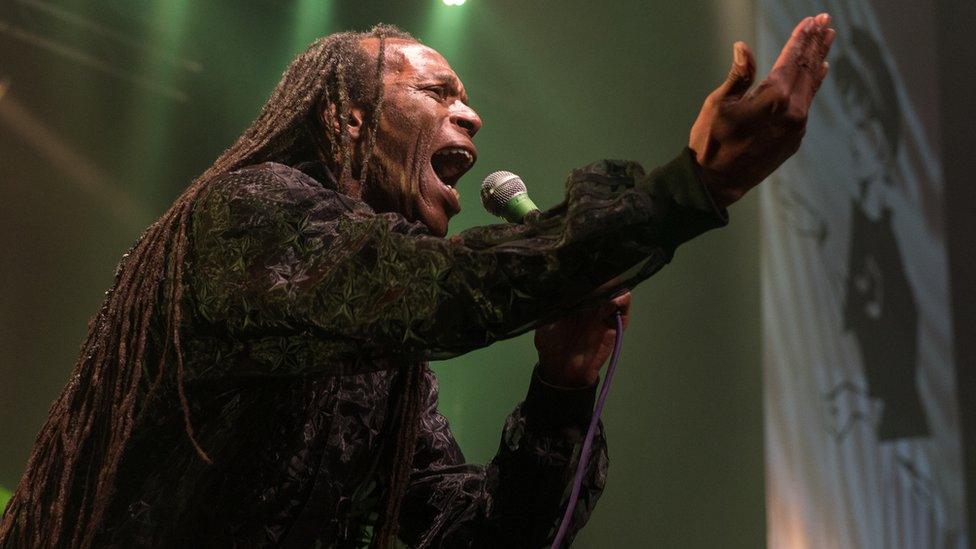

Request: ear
left=347, top=106, right=365, bottom=143
left=321, top=103, right=367, bottom=144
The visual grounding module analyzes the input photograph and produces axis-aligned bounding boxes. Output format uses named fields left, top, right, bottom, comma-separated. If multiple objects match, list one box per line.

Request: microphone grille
left=481, top=171, right=527, bottom=216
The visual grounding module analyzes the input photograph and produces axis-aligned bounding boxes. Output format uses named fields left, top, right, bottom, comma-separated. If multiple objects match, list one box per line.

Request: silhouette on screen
left=836, top=26, right=929, bottom=442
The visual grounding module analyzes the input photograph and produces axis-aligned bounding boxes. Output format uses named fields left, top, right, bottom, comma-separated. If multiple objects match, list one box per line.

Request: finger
left=609, top=292, right=632, bottom=330
left=812, top=14, right=834, bottom=61
left=813, top=27, right=836, bottom=87
left=715, top=41, right=757, bottom=100
left=737, top=15, right=834, bottom=126
left=806, top=58, right=831, bottom=101
left=799, top=17, right=834, bottom=81
left=773, top=14, right=833, bottom=90
left=818, top=59, right=830, bottom=85
left=794, top=22, right=836, bottom=111
left=771, top=16, right=816, bottom=79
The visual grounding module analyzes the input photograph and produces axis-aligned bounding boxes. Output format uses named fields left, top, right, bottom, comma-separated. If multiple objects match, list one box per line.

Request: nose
left=450, top=101, right=482, bottom=138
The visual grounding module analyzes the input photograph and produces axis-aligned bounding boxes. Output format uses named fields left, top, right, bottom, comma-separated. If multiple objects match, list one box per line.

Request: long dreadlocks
left=0, top=24, right=424, bottom=549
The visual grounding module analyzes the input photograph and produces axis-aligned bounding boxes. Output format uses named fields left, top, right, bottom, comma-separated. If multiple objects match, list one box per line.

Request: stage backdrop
left=0, top=1, right=765, bottom=546
left=759, top=1, right=967, bottom=547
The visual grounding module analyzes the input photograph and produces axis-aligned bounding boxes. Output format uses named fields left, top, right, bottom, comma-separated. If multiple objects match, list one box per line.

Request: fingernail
left=734, top=43, right=744, bottom=65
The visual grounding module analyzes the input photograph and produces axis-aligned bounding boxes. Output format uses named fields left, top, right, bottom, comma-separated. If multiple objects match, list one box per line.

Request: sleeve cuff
left=521, top=364, right=598, bottom=431
left=641, top=147, right=730, bottom=254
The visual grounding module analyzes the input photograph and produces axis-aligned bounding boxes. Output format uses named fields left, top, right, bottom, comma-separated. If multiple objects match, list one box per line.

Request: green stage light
left=426, top=0, right=468, bottom=60
left=291, top=0, right=333, bottom=56
left=0, top=484, right=10, bottom=513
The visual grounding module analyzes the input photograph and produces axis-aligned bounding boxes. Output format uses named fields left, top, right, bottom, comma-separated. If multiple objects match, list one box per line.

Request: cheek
left=379, top=96, right=434, bottom=142
left=376, top=117, right=413, bottom=165
left=375, top=106, right=438, bottom=177
left=369, top=99, right=443, bottom=216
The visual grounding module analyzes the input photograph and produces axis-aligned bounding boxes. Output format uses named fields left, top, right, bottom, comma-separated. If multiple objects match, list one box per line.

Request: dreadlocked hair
left=0, top=23, right=425, bottom=549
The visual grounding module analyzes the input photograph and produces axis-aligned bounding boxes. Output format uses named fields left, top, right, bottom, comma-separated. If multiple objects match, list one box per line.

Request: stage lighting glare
left=442, top=0, right=466, bottom=6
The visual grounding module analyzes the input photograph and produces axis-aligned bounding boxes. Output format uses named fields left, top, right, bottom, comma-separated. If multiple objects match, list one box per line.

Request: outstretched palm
left=690, top=13, right=836, bottom=207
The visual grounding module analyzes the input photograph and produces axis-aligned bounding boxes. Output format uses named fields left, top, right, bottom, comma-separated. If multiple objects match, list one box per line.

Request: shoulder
left=201, top=162, right=355, bottom=207
left=194, top=162, right=373, bottom=225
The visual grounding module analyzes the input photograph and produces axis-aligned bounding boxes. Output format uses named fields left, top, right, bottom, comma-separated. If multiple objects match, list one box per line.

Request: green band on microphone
left=506, top=193, right=538, bottom=222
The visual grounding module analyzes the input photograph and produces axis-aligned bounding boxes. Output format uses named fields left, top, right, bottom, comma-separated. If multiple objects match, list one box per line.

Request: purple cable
left=551, top=311, right=624, bottom=548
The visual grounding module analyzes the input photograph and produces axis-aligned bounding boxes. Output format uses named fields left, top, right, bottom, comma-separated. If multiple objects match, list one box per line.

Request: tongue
left=432, top=153, right=465, bottom=181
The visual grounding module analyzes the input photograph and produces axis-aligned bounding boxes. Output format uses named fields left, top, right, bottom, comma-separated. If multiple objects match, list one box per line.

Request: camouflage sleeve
left=188, top=148, right=726, bottom=371
left=398, top=366, right=606, bottom=547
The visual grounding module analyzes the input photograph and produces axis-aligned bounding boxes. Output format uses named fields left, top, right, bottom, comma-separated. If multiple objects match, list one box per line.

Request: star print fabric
left=94, top=149, right=726, bottom=546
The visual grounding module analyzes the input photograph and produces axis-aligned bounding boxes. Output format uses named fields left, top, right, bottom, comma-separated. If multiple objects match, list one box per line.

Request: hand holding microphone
left=480, top=169, right=632, bottom=388
left=482, top=170, right=630, bottom=548
left=534, top=291, right=632, bottom=387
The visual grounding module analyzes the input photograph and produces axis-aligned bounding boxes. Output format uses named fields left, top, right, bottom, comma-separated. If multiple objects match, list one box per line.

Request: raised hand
left=689, top=13, right=836, bottom=208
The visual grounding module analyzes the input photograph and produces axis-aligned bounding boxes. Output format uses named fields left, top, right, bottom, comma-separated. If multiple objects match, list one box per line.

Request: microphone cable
left=551, top=310, right=624, bottom=548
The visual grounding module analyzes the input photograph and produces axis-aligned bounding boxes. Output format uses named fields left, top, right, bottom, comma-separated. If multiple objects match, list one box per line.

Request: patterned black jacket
left=95, top=149, right=727, bottom=547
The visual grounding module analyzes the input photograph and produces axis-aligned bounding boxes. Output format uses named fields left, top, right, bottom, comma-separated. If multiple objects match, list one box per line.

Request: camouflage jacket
left=95, top=149, right=727, bottom=547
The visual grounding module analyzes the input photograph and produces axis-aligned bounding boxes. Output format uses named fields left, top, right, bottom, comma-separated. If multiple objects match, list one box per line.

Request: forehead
left=362, top=38, right=459, bottom=82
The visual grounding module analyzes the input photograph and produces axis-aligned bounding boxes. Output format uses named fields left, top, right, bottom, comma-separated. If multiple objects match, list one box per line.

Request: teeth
left=431, top=147, right=475, bottom=186
left=434, top=147, right=474, bottom=163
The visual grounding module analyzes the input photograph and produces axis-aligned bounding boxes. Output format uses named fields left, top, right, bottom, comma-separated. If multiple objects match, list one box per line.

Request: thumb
left=717, top=41, right=756, bottom=99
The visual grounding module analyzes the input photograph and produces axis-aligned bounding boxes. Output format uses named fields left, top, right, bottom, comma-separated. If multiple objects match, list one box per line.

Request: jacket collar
left=292, top=160, right=340, bottom=191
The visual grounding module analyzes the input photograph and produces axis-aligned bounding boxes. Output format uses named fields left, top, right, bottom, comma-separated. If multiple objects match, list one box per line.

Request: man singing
left=0, top=14, right=834, bottom=548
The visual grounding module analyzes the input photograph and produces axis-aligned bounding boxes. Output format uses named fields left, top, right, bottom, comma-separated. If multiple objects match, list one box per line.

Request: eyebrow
left=424, top=71, right=469, bottom=104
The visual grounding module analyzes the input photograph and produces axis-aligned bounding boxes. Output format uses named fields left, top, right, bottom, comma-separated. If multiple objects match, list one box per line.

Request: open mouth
left=430, top=146, right=476, bottom=188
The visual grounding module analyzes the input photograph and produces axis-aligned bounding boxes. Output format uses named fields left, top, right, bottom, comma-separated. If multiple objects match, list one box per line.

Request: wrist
left=538, top=360, right=598, bottom=388
left=523, top=364, right=599, bottom=431
left=687, top=148, right=738, bottom=209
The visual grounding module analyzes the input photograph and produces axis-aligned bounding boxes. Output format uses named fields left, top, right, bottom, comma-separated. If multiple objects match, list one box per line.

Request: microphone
left=480, top=170, right=539, bottom=223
